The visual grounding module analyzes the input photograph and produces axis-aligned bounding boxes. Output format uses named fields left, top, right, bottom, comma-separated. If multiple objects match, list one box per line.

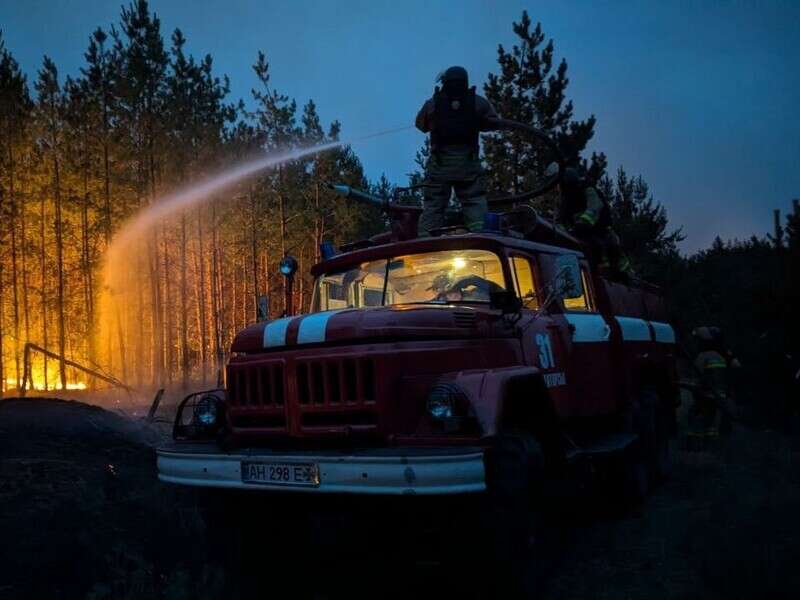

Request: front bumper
left=156, top=443, right=486, bottom=495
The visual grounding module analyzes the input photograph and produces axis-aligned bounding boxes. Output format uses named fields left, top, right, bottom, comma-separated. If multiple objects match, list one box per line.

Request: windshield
left=310, top=249, right=507, bottom=312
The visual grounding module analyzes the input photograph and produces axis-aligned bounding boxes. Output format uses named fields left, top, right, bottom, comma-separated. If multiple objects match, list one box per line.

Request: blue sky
left=2, top=0, right=799, bottom=251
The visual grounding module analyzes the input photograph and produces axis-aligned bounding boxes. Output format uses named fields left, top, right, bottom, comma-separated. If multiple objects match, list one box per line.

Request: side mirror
left=490, top=290, right=523, bottom=315
left=553, top=254, right=582, bottom=300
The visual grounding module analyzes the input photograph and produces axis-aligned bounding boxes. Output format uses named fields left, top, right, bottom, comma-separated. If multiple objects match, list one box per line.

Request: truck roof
left=311, top=232, right=584, bottom=276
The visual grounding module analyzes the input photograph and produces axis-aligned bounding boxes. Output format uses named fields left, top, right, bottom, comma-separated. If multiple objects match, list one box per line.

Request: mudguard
left=448, top=366, right=554, bottom=437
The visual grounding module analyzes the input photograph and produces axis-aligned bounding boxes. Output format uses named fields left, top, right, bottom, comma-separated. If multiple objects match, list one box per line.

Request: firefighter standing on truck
left=547, top=162, right=633, bottom=279
left=415, top=66, right=501, bottom=235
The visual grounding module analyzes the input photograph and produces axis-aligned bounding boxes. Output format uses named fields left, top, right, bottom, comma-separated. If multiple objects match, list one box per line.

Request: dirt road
left=1, top=397, right=798, bottom=599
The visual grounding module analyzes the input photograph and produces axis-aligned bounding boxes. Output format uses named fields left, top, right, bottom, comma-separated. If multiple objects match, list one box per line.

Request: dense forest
left=0, top=3, right=797, bottom=400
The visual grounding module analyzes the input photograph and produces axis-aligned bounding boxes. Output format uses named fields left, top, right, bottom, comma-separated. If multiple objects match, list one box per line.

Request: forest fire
left=3, top=377, right=87, bottom=392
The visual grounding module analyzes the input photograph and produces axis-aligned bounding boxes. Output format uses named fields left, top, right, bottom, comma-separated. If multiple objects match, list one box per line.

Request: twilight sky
left=2, top=0, right=799, bottom=251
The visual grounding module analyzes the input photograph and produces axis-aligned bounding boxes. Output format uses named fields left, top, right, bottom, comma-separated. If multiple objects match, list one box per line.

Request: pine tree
left=598, top=166, right=684, bottom=281
left=483, top=11, right=605, bottom=201
left=35, top=57, right=69, bottom=389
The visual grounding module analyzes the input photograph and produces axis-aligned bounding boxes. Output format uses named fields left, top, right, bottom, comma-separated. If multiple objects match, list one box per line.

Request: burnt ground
left=1, top=397, right=799, bottom=599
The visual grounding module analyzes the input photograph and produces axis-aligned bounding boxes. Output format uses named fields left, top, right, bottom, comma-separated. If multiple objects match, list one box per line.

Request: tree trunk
left=102, top=103, right=114, bottom=376
left=149, top=231, right=163, bottom=386
left=314, top=181, right=324, bottom=263
left=196, top=208, right=208, bottom=384
left=210, top=201, right=222, bottom=372
left=20, top=185, right=31, bottom=356
left=250, top=189, right=259, bottom=323
left=180, top=213, right=189, bottom=387
left=7, top=145, right=22, bottom=388
left=40, top=190, right=48, bottom=390
left=298, top=244, right=306, bottom=311
left=53, top=153, right=67, bottom=390
left=163, top=227, right=174, bottom=385
left=136, top=254, right=146, bottom=387
left=81, top=147, right=96, bottom=386
left=116, top=300, right=128, bottom=385
left=192, top=241, right=203, bottom=382
left=231, top=250, right=239, bottom=336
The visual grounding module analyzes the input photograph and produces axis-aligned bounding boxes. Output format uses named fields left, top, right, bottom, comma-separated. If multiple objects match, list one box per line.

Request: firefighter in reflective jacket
left=415, top=66, right=501, bottom=235
left=691, top=326, right=740, bottom=435
left=547, top=163, right=633, bottom=279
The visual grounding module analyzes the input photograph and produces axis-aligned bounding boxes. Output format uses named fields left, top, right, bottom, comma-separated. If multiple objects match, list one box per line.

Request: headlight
left=173, top=390, right=227, bottom=440
left=428, top=392, right=454, bottom=419
left=427, top=382, right=467, bottom=420
left=194, top=395, right=219, bottom=428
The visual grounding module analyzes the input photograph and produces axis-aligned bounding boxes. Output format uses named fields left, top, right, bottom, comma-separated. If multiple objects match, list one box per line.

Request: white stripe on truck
left=650, top=321, right=676, bottom=344
left=263, top=316, right=293, bottom=348
left=297, top=310, right=346, bottom=344
left=262, top=310, right=348, bottom=348
left=615, top=316, right=652, bottom=342
left=565, top=313, right=611, bottom=343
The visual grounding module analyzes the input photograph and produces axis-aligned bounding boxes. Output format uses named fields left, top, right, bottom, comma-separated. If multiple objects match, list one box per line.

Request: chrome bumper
left=156, top=444, right=486, bottom=495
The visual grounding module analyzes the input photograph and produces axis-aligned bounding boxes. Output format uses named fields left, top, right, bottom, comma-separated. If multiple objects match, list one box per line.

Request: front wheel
left=482, top=431, right=544, bottom=597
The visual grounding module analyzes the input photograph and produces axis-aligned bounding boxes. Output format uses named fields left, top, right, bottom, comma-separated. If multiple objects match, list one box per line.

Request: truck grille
left=228, top=362, right=285, bottom=407
left=296, top=357, right=378, bottom=429
left=227, top=357, right=378, bottom=432
left=296, top=357, right=375, bottom=405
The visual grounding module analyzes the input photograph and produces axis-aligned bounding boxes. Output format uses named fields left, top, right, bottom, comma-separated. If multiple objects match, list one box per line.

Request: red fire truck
left=157, top=143, right=677, bottom=589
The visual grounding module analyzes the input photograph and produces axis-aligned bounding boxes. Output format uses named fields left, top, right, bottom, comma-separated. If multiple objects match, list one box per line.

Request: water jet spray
left=107, top=125, right=413, bottom=261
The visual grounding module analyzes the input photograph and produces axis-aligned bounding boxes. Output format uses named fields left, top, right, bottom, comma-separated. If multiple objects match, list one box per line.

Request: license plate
left=241, top=461, right=320, bottom=487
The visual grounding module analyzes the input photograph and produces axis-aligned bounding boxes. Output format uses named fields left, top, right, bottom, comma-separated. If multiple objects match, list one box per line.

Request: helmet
left=436, top=66, right=469, bottom=96
left=436, top=66, right=469, bottom=86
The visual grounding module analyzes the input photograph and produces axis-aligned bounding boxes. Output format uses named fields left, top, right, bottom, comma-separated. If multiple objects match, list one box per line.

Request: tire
left=482, top=431, right=544, bottom=597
